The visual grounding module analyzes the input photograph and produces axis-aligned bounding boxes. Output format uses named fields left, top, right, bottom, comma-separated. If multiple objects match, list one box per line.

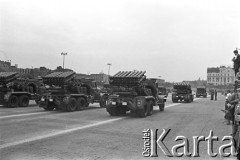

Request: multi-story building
left=207, top=66, right=235, bottom=85
left=90, top=73, right=109, bottom=85
left=0, top=60, right=17, bottom=72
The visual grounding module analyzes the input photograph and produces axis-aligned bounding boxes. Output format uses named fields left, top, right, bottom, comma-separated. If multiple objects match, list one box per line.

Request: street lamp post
left=107, top=63, right=112, bottom=76
left=61, top=52, right=67, bottom=69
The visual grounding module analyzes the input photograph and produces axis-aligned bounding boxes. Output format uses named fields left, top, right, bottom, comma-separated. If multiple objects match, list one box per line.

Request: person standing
left=228, top=89, right=240, bottom=135
left=232, top=49, right=240, bottom=76
left=224, top=90, right=232, bottom=125
left=210, top=90, right=214, bottom=100
left=214, top=89, right=217, bottom=101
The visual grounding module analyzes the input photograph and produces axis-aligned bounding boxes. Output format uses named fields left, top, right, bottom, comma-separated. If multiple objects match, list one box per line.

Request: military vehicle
left=0, top=72, right=43, bottom=107
left=106, top=71, right=165, bottom=117
left=196, top=87, right=207, bottom=98
left=172, top=83, right=194, bottom=103
left=39, top=71, right=108, bottom=112
left=158, top=86, right=168, bottom=98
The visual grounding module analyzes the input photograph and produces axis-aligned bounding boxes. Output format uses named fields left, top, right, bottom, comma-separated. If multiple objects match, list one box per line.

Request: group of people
left=210, top=89, right=217, bottom=101
left=225, top=49, right=240, bottom=125
left=223, top=49, right=240, bottom=159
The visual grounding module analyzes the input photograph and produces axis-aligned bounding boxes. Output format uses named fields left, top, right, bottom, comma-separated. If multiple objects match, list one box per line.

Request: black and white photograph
left=0, top=0, right=240, bottom=159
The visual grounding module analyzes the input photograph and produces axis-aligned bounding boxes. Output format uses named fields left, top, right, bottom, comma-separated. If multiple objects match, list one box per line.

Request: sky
left=0, top=0, right=239, bottom=82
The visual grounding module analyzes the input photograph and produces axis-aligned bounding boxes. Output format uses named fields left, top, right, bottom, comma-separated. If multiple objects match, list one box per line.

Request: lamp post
left=61, top=52, right=67, bottom=69
left=107, top=63, right=112, bottom=76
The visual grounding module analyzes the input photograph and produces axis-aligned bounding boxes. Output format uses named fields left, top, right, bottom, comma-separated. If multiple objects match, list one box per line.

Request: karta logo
left=142, top=129, right=237, bottom=157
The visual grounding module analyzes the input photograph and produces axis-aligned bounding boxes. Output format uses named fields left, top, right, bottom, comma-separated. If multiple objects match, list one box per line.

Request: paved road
left=0, top=94, right=235, bottom=160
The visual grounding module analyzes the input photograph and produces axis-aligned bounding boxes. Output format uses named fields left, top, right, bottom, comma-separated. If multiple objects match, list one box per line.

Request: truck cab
left=172, top=83, right=194, bottom=103
left=196, top=87, right=207, bottom=98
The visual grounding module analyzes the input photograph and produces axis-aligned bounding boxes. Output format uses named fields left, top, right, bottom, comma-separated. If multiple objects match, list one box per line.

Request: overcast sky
left=0, top=0, right=239, bottom=82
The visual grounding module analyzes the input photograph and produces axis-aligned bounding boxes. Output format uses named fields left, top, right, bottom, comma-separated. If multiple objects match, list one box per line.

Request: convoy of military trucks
left=0, top=69, right=211, bottom=117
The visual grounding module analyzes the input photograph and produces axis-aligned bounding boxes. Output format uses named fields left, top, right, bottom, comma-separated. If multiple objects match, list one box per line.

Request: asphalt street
left=0, top=94, right=236, bottom=160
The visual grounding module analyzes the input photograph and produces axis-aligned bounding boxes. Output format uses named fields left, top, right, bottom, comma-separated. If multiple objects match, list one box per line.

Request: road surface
left=0, top=94, right=235, bottom=160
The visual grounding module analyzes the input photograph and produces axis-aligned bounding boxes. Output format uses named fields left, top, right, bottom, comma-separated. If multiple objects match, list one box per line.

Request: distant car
left=196, top=87, right=207, bottom=98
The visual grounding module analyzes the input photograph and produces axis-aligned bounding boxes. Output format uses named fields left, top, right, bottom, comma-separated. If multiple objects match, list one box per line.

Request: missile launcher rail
left=109, top=71, right=146, bottom=87
left=43, top=71, right=76, bottom=86
left=0, top=72, right=19, bottom=85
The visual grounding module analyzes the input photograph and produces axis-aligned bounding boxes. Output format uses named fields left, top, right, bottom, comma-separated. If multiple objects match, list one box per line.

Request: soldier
left=210, top=90, right=214, bottom=100
left=214, top=89, right=217, bottom=101
left=232, top=49, right=240, bottom=76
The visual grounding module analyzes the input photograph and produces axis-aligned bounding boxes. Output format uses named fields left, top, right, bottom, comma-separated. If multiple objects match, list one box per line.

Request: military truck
left=39, top=71, right=108, bottom=112
left=0, top=72, right=43, bottom=107
left=158, top=86, right=168, bottom=98
left=172, top=83, right=194, bottom=103
left=196, top=87, right=207, bottom=98
left=106, top=71, right=165, bottom=117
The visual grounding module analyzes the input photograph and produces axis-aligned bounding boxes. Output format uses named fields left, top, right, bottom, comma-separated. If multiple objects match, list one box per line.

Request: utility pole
left=61, top=52, right=67, bottom=69
left=107, top=63, right=112, bottom=76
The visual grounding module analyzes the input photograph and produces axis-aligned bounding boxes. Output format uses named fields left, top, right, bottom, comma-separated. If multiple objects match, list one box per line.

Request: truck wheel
left=137, top=104, right=148, bottom=117
left=44, top=103, right=55, bottom=111
left=108, top=107, right=117, bottom=116
left=19, top=95, right=30, bottom=107
left=77, top=97, right=86, bottom=110
left=159, top=103, right=165, bottom=111
left=8, top=95, right=19, bottom=108
left=67, top=98, right=77, bottom=112
left=147, top=101, right=153, bottom=116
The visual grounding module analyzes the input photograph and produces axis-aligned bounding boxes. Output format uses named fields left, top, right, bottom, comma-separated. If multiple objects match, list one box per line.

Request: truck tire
left=137, top=103, right=148, bottom=117
left=19, top=95, right=30, bottom=107
left=7, top=95, right=19, bottom=108
left=44, top=103, right=55, bottom=111
left=147, top=101, right=153, bottom=116
left=159, top=103, right=165, bottom=111
left=77, top=97, right=86, bottom=110
left=66, top=98, right=77, bottom=112
left=108, top=107, right=117, bottom=116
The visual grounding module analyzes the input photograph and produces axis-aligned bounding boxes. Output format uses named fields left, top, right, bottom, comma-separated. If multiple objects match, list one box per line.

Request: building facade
left=207, top=66, right=235, bottom=85
left=90, top=73, right=109, bottom=85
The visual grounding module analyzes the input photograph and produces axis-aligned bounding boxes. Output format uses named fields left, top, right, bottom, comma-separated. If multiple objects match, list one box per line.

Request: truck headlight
left=107, top=99, right=112, bottom=104
left=41, top=97, right=45, bottom=101
left=137, top=99, right=142, bottom=106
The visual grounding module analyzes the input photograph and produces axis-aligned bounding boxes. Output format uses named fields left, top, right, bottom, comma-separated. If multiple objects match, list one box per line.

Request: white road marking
left=0, top=97, right=205, bottom=149
left=0, top=112, right=49, bottom=119
left=0, top=117, right=124, bottom=149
